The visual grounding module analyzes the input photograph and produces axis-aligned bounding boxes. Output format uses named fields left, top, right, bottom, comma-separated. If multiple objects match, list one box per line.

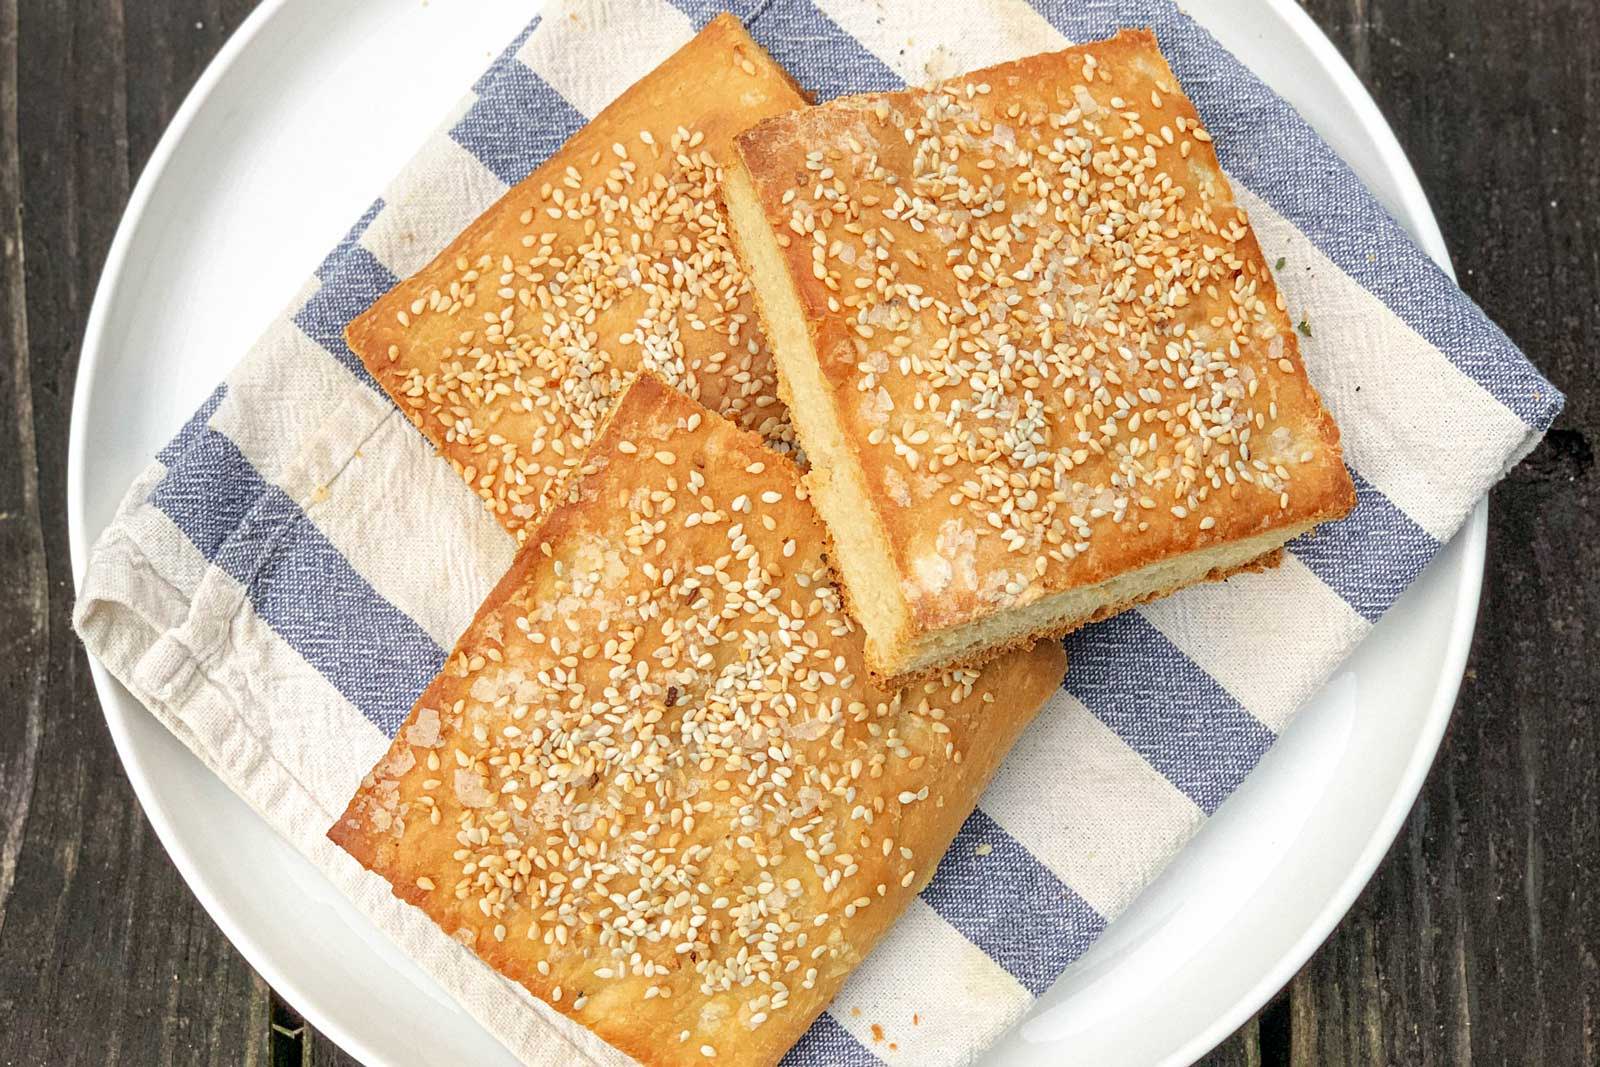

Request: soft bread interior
left=899, top=522, right=1315, bottom=674
left=725, top=161, right=916, bottom=668
left=728, top=156, right=1309, bottom=679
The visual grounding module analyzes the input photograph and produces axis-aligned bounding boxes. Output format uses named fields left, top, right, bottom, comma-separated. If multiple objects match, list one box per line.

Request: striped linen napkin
left=74, top=1, right=1563, bottom=1064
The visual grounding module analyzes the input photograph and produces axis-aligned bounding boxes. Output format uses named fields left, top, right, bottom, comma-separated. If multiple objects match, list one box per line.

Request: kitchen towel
left=75, top=1, right=1563, bottom=1064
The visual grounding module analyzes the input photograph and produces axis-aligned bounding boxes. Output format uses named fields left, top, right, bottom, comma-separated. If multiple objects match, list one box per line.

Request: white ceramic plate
left=68, top=1, right=1483, bottom=1064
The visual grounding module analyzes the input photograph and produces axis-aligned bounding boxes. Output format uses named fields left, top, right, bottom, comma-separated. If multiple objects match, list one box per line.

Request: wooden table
left=1, top=2, right=1593, bottom=1063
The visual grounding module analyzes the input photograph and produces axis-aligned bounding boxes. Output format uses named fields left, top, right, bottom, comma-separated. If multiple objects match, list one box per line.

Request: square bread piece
left=726, top=28, right=1356, bottom=679
left=347, top=15, right=808, bottom=544
left=328, top=373, right=1066, bottom=1067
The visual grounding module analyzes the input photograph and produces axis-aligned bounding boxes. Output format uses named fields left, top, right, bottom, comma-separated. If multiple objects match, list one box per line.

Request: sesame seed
left=356, top=37, right=1319, bottom=1041
left=740, top=53, right=1311, bottom=599
left=368, top=114, right=798, bottom=543
left=352, top=372, right=1010, bottom=1036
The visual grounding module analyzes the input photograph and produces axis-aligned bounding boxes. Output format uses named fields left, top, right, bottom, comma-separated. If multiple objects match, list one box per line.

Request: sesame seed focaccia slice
left=725, top=28, right=1355, bottom=681
left=328, top=373, right=1066, bottom=1067
left=348, top=14, right=809, bottom=544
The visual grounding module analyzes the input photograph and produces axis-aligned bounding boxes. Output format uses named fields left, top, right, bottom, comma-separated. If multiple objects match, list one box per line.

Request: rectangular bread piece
left=347, top=14, right=808, bottom=544
left=328, top=373, right=1066, bottom=1067
left=726, top=28, right=1355, bottom=679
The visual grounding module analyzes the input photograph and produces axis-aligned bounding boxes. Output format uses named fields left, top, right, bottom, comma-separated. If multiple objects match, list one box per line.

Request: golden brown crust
left=329, top=373, right=1064, bottom=1067
left=731, top=29, right=1356, bottom=677
left=346, top=15, right=810, bottom=545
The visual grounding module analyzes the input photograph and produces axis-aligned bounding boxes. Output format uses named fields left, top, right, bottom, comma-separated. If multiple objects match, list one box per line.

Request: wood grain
left=0, top=1, right=1592, bottom=1065
left=0, top=0, right=46, bottom=946
left=1284, top=1, right=1599, bottom=1065
left=0, top=2, right=305, bottom=1064
left=1199, top=1016, right=1263, bottom=1067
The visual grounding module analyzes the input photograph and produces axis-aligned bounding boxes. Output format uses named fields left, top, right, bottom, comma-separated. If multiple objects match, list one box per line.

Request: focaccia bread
left=725, top=28, right=1355, bottom=679
left=348, top=15, right=808, bottom=543
left=328, top=373, right=1066, bottom=1067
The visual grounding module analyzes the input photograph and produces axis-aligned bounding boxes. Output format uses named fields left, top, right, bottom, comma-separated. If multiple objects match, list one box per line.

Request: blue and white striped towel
left=74, top=1, right=1562, bottom=1064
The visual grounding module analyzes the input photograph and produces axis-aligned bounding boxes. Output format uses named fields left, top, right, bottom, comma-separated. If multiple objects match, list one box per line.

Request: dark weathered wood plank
left=1196, top=1015, right=1263, bottom=1067
left=269, top=997, right=362, bottom=1067
left=123, top=0, right=262, bottom=173
left=0, top=1, right=273, bottom=1064
left=1291, top=0, right=1599, bottom=1065
left=0, top=0, right=47, bottom=950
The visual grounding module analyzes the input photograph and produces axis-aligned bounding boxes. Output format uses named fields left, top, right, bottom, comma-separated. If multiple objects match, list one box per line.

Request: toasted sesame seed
left=368, top=115, right=798, bottom=544
left=357, top=39, right=1319, bottom=1040
left=351, top=376, right=1009, bottom=1035
left=739, top=54, right=1313, bottom=604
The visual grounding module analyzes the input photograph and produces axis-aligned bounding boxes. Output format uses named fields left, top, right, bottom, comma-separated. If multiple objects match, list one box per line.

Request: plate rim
left=1166, top=11, right=1484, bottom=1065
left=64, top=2, right=1486, bottom=1064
